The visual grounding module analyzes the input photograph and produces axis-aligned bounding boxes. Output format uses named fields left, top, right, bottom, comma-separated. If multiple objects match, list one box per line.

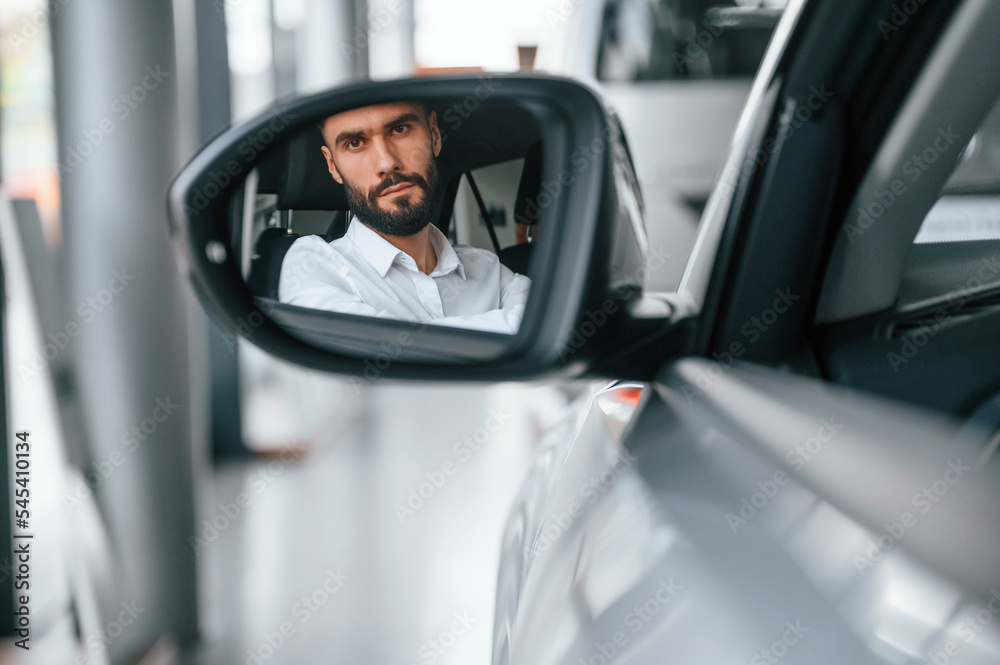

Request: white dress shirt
left=277, top=219, right=530, bottom=334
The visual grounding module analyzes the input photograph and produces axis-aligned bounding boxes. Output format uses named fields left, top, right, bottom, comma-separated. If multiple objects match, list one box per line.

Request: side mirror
left=167, top=75, right=679, bottom=383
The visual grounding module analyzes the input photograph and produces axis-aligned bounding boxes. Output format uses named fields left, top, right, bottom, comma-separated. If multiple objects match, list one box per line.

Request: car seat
left=246, top=128, right=350, bottom=296
left=498, top=141, right=542, bottom=275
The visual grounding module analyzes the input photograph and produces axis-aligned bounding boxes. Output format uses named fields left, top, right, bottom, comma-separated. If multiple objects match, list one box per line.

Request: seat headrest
left=256, top=127, right=349, bottom=211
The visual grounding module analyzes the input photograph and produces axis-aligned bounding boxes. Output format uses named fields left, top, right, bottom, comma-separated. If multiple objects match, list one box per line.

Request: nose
left=371, top=137, right=403, bottom=178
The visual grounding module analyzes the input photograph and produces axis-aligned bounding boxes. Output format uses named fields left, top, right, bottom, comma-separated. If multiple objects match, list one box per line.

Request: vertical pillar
left=366, top=0, right=415, bottom=79
left=296, top=0, right=370, bottom=92
left=50, top=0, right=203, bottom=659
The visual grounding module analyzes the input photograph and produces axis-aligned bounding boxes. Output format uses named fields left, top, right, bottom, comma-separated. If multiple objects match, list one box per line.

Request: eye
left=346, top=138, right=363, bottom=150
left=392, top=124, right=409, bottom=135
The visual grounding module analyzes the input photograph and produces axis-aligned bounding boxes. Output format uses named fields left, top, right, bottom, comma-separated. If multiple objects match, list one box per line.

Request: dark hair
left=315, top=102, right=434, bottom=151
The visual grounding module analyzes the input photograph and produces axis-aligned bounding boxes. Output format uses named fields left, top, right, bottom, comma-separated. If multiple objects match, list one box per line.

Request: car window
left=450, top=158, right=526, bottom=251
left=597, top=0, right=788, bottom=82
left=914, top=94, right=1000, bottom=243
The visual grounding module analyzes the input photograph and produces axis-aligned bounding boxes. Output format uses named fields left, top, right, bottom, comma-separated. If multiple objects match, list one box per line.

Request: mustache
left=368, top=172, right=431, bottom=202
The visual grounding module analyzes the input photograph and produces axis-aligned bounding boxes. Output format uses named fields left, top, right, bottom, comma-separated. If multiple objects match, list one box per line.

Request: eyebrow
left=333, top=112, right=422, bottom=147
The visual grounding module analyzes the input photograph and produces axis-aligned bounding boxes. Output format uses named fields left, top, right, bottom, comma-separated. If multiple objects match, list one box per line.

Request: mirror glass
left=230, top=98, right=543, bottom=345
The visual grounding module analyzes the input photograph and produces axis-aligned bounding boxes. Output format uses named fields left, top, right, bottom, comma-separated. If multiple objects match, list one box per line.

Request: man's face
left=319, top=102, right=442, bottom=237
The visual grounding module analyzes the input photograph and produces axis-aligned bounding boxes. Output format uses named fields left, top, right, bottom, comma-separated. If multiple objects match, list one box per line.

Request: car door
left=493, top=0, right=1000, bottom=663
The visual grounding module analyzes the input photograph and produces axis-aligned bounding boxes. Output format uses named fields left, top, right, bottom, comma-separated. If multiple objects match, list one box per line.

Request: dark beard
left=344, top=160, right=440, bottom=237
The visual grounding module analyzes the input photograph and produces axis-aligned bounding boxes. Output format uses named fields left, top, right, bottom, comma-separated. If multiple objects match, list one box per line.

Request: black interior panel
left=815, top=240, right=1000, bottom=417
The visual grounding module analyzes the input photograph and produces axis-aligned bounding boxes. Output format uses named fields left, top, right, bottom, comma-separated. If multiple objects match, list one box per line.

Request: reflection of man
left=278, top=101, right=530, bottom=334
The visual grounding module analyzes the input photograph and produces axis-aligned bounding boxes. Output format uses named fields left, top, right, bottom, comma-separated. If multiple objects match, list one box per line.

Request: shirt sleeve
left=430, top=304, right=526, bottom=335
left=282, top=286, right=398, bottom=319
left=430, top=253, right=528, bottom=332
left=432, top=253, right=528, bottom=333
left=278, top=237, right=408, bottom=321
left=278, top=236, right=528, bottom=334
left=498, top=264, right=531, bottom=309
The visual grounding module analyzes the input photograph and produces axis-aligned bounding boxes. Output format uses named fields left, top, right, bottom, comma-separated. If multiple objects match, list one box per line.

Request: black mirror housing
left=167, top=74, right=674, bottom=383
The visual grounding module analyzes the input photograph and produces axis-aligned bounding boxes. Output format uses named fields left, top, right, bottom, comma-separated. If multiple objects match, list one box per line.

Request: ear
left=321, top=144, right=344, bottom=184
left=428, top=110, right=442, bottom=157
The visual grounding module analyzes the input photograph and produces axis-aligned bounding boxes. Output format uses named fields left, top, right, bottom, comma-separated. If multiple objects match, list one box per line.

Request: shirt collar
left=346, top=217, right=466, bottom=280
left=427, top=223, right=466, bottom=280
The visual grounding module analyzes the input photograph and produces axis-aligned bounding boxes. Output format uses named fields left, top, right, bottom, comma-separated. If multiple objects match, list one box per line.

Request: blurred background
left=0, top=0, right=781, bottom=662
